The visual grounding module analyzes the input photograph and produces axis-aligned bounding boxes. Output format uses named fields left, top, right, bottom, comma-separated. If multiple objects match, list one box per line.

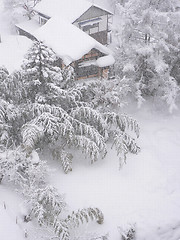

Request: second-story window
left=83, top=23, right=99, bottom=34
left=79, top=18, right=101, bottom=35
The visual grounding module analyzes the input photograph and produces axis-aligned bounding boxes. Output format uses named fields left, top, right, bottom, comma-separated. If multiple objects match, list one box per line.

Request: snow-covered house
left=16, top=0, right=114, bottom=80
left=34, top=0, right=112, bottom=45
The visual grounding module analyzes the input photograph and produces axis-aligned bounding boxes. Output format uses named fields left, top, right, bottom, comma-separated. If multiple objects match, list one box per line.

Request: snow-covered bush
left=0, top=147, right=65, bottom=232
left=75, top=77, right=131, bottom=112
left=3, top=0, right=41, bottom=27
left=112, top=0, right=180, bottom=112
left=0, top=148, right=47, bottom=189
left=65, top=207, right=104, bottom=227
left=118, top=224, right=136, bottom=240
left=75, top=233, right=109, bottom=240
left=0, top=148, right=103, bottom=239
left=0, top=98, right=23, bottom=148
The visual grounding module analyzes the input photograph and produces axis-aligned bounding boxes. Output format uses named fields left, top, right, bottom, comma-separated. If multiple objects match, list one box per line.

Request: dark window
left=79, top=18, right=101, bottom=34
left=79, top=18, right=101, bottom=26
left=76, top=65, right=99, bottom=78
left=83, top=23, right=99, bottom=33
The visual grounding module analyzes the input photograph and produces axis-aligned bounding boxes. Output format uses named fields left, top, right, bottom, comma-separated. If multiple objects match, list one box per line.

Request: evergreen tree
left=0, top=41, right=140, bottom=171
left=0, top=147, right=103, bottom=239
left=3, top=0, right=41, bottom=25
left=76, top=77, right=131, bottom=112
left=0, top=147, right=102, bottom=240
left=112, top=0, right=180, bottom=111
left=21, top=41, right=64, bottom=102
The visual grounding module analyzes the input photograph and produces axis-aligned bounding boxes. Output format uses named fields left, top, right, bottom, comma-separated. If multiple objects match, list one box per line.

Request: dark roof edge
left=72, top=4, right=113, bottom=24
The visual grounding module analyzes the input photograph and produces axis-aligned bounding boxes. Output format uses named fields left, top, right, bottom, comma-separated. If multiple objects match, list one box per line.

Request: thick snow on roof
left=34, top=0, right=92, bottom=23
left=0, top=36, right=32, bottom=73
left=34, top=17, right=114, bottom=66
left=16, top=19, right=40, bottom=35
left=96, top=55, right=115, bottom=67
left=34, top=0, right=112, bottom=23
left=79, top=55, right=115, bottom=68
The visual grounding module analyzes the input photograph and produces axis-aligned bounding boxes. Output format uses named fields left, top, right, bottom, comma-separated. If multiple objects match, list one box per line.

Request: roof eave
left=93, top=4, right=113, bottom=15
left=34, top=10, right=51, bottom=19
left=72, top=5, right=113, bottom=24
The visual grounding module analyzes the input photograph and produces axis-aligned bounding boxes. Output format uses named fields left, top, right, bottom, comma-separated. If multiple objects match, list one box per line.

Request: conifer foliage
left=3, top=0, right=41, bottom=25
left=112, top=0, right=180, bottom=112
left=18, top=41, right=140, bottom=171
left=0, top=147, right=103, bottom=239
left=0, top=41, right=140, bottom=172
left=0, top=40, right=140, bottom=240
left=0, top=41, right=140, bottom=239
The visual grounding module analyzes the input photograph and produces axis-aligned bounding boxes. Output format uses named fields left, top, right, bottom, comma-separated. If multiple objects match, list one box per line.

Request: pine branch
left=103, top=112, right=140, bottom=138
left=112, top=131, right=140, bottom=168
left=0, top=104, right=6, bottom=124
left=30, top=103, right=70, bottom=120
left=70, top=107, right=107, bottom=137
left=53, top=219, right=69, bottom=240
left=65, top=207, right=104, bottom=228
left=21, top=123, right=43, bottom=152
left=29, top=185, right=66, bottom=226
left=73, top=135, right=100, bottom=163
left=52, top=149, right=72, bottom=174
left=72, top=120, right=107, bottom=158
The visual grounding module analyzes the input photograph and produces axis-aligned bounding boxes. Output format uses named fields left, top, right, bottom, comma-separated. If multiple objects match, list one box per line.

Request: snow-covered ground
left=0, top=0, right=11, bottom=35
left=1, top=107, right=180, bottom=240
left=0, top=0, right=33, bottom=73
left=0, top=35, right=32, bottom=73
left=0, top=187, right=25, bottom=240
left=0, top=0, right=179, bottom=239
left=47, top=106, right=180, bottom=240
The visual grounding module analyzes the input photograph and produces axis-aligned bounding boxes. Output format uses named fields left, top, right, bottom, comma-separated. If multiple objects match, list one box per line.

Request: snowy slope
left=0, top=36, right=32, bottom=73
left=0, top=208, right=24, bottom=240
left=0, top=0, right=2, bottom=10
left=0, top=0, right=6, bottom=34
left=0, top=187, right=25, bottom=240
left=1, top=107, right=180, bottom=240
left=47, top=106, right=180, bottom=240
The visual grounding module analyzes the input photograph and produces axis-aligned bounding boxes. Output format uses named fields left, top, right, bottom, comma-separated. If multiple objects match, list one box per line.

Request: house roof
left=34, top=0, right=113, bottom=23
left=33, top=16, right=114, bottom=66
left=16, top=18, right=40, bottom=34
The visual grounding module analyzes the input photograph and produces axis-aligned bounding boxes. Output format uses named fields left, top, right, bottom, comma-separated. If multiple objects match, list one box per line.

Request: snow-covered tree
left=0, top=147, right=104, bottom=239
left=118, top=223, right=136, bottom=240
left=21, top=41, right=64, bottom=102
left=76, top=77, right=131, bottom=112
left=0, top=41, right=140, bottom=171
left=112, top=0, right=180, bottom=112
left=3, top=0, right=40, bottom=24
left=0, top=150, right=102, bottom=240
left=0, top=67, right=10, bottom=100
left=0, top=98, right=23, bottom=149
